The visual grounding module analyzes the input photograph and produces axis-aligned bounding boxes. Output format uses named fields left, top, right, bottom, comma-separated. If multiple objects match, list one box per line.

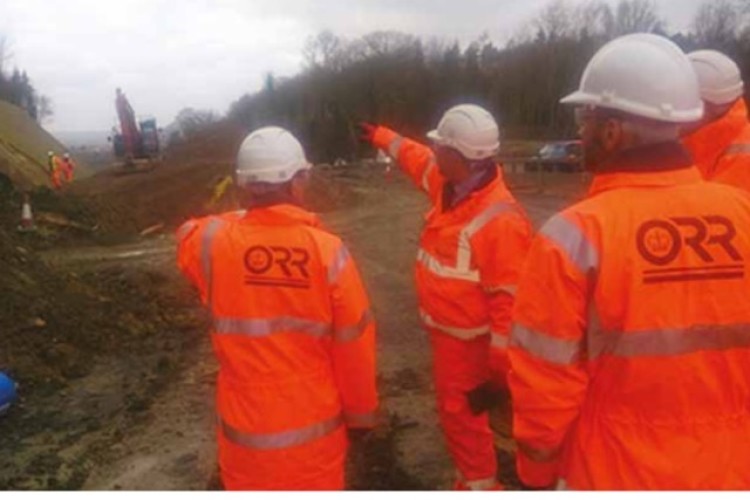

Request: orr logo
left=243, top=245, right=311, bottom=288
left=636, top=216, right=744, bottom=284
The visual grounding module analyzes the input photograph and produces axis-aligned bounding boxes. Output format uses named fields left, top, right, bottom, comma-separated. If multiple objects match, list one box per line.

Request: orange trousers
left=429, top=328, right=497, bottom=487
left=51, top=170, right=63, bottom=189
left=61, top=165, right=73, bottom=183
left=218, top=423, right=347, bottom=490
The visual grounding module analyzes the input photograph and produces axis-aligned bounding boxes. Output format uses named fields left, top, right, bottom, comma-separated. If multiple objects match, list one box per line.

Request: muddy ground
left=0, top=161, right=580, bottom=490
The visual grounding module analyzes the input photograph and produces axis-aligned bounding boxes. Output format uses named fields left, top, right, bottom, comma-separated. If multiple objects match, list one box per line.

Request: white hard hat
left=561, top=33, right=703, bottom=123
left=235, top=126, right=310, bottom=186
left=426, top=104, right=500, bottom=160
left=47, top=151, right=53, bottom=156
left=688, top=50, right=744, bottom=106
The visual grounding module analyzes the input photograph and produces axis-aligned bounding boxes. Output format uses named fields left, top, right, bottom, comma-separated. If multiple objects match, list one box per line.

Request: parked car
left=534, top=140, right=583, bottom=172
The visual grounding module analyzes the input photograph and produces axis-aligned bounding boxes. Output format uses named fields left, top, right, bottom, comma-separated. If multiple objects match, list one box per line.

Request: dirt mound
left=0, top=101, right=91, bottom=190
left=70, top=120, right=372, bottom=234
left=166, top=120, right=248, bottom=164
left=0, top=183, right=195, bottom=386
left=0, top=181, right=209, bottom=489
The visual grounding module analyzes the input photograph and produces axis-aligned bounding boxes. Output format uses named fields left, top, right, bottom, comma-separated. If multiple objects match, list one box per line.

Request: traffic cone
left=18, top=194, right=35, bottom=232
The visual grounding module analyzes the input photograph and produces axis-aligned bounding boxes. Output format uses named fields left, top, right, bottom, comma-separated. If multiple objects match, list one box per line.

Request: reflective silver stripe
left=540, top=214, right=599, bottom=274
left=388, top=135, right=403, bottom=158
left=418, top=202, right=517, bottom=286
left=213, top=316, right=331, bottom=338
left=220, top=414, right=343, bottom=450
left=416, top=248, right=480, bottom=282
left=510, top=323, right=582, bottom=365
left=463, top=201, right=515, bottom=238
left=590, top=323, right=750, bottom=359
left=421, top=310, right=489, bottom=339
left=483, top=284, right=517, bottom=295
left=723, top=143, right=750, bottom=156
left=491, top=331, right=509, bottom=349
left=334, top=309, right=373, bottom=343
left=201, top=218, right=225, bottom=303
left=586, top=302, right=603, bottom=356
left=328, top=244, right=351, bottom=284
left=422, top=160, right=437, bottom=191
left=344, top=410, right=379, bottom=427
left=456, top=201, right=515, bottom=273
left=176, top=220, right=198, bottom=241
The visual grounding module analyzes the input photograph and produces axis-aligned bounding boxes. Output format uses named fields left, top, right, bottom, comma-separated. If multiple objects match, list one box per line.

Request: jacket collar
left=243, top=203, right=321, bottom=227
left=428, top=167, right=509, bottom=225
left=442, top=164, right=498, bottom=210
left=589, top=143, right=701, bottom=197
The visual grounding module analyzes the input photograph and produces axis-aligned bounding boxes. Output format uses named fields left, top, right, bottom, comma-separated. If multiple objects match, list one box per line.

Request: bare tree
left=693, top=0, right=742, bottom=48
left=36, top=95, right=53, bottom=123
left=0, top=35, right=11, bottom=77
left=612, top=0, right=664, bottom=36
left=534, top=0, right=575, bottom=40
left=361, top=31, right=419, bottom=59
left=574, top=1, right=613, bottom=38
left=175, top=107, right=219, bottom=138
left=302, top=30, right=342, bottom=70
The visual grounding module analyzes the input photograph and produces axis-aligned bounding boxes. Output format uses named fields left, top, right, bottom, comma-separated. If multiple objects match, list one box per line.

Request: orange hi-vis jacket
left=371, top=126, right=531, bottom=376
left=509, top=143, right=750, bottom=490
left=684, top=99, right=750, bottom=190
left=177, top=204, right=378, bottom=490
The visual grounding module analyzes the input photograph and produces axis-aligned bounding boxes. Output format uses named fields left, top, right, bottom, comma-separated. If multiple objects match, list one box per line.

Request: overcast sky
left=0, top=0, right=706, bottom=133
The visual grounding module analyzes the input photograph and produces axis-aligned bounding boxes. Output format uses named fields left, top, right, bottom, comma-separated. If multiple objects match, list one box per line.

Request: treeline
left=0, top=37, right=51, bottom=122
left=228, top=0, right=750, bottom=162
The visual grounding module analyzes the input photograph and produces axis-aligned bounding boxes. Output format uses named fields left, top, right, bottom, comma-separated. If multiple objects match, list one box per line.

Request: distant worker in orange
left=682, top=50, right=750, bottom=190
left=359, top=105, right=532, bottom=490
left=61, top=153, right=75, bottom=183
left=509, top=33, right=750, bottom=490
left=47, top=151, right=63, bottom=189
left=176, top=126, right=379, bottom=490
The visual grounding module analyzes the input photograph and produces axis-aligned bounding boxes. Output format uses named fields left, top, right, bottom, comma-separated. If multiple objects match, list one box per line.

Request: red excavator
left=111, top=88, right=160, bottom=173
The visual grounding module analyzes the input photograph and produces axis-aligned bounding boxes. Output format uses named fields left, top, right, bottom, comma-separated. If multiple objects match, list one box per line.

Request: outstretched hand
left=357, top=122, right=377, bottom=144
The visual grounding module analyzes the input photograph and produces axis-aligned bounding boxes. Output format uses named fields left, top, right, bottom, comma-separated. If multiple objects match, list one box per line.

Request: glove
left=466, top=381, right=507, bottom=415
left=357, top=122, right=377, bottom=144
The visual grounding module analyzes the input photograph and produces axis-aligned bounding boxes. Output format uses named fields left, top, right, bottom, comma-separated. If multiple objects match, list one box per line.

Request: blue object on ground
left=0, top=372, right=17, bottom=415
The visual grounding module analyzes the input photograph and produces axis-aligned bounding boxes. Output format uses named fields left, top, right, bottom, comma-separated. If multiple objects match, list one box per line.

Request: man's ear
left=290, top=170, right=310, bottom=199
left=601, top=118, right=623, bottom=152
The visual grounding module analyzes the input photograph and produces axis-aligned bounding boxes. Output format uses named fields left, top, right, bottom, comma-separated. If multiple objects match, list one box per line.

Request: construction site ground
left=0, top=144, right=585, bottom=490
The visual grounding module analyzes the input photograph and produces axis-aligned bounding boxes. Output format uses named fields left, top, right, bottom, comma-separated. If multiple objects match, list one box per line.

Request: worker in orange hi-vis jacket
left=47, top=151, right=63, bottom=189
left=359, top=104, right=532, bottom=490
left=61, top=153, right=75, bottom=183
left=509, top=33, right=750, bottom=490
left=176, top=126, right=379, bottom=490
left=682, top=49, right=750, bottom=190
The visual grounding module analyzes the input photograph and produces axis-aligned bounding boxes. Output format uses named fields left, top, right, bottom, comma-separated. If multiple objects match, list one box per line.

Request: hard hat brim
left=560, top=90, right=593, bottom=106
left=426, top=129, right=442, bottom=143
left=560, top=90, right=704, bottom=123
